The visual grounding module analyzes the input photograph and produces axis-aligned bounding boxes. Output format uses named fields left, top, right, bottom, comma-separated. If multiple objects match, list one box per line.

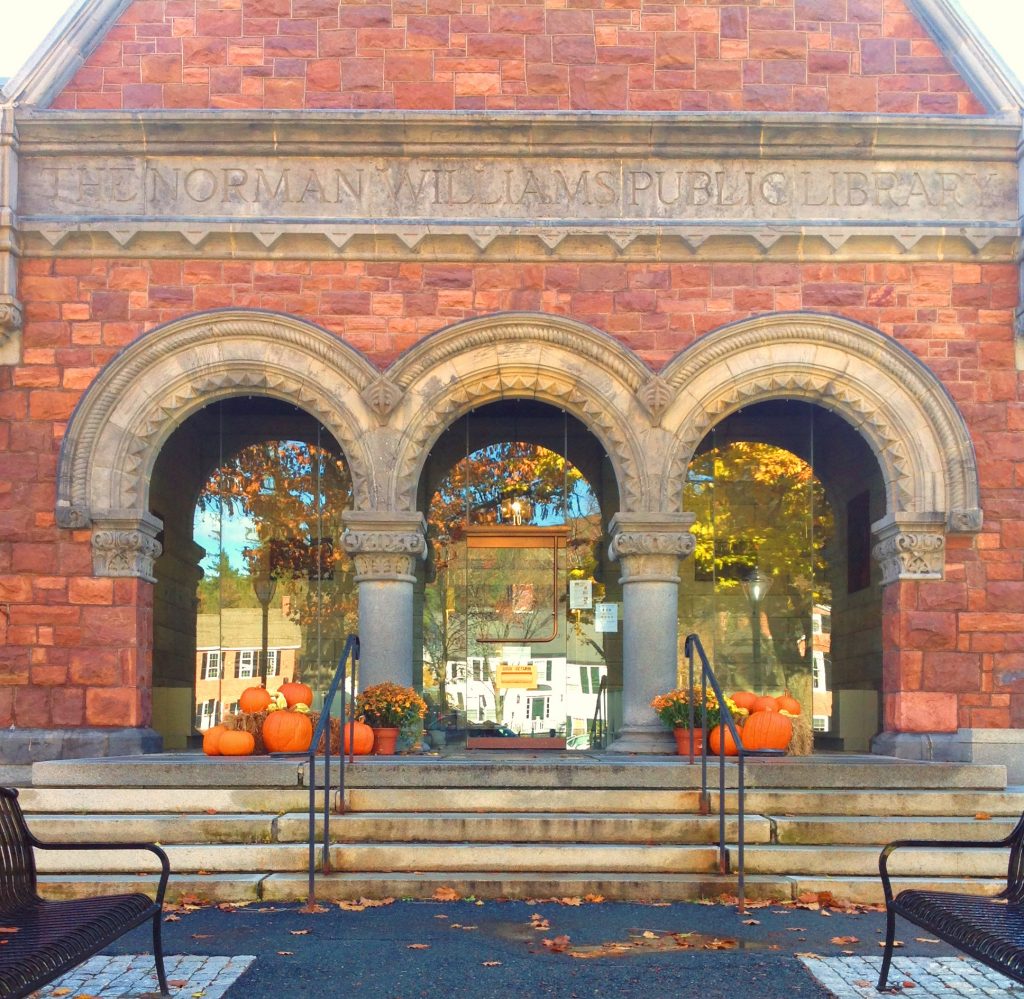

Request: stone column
left=605, top=512, right=696, bottom=754
left=341, top=511, right=427, bottom=689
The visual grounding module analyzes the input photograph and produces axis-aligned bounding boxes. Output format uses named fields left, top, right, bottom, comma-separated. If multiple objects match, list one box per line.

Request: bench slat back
left=1003, top=810, right=1024, bottom=904
left=0, top=788, right=38, bottom=912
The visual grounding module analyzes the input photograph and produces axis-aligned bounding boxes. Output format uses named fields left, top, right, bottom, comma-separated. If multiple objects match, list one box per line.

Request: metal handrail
left=305, top=633, right=360, bottom=906
left=590, top=676, right=608, bottom=749
left=684, top=632, right=776, bottom=914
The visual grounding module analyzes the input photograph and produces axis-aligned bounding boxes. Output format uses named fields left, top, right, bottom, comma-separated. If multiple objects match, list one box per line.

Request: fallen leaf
left=276, top=951, right=293, bottom=956
left=289, top=929, right=310, bottom=936
left=204, top=809, right=218, bottom=815
left=794, top=952, right=821, bottom=959
left=434, top=914, right=448, bottom=920
left=433, top=886, right=461, bottom=902
left=53, top=990, right=71, bottom=997
left=878, top=940, right=904, bottom=948
left=559, top=897, right=582, bottom=906
left=641, top=930, right=657, bottom=939
left=831, top=936, right=859, bottom=945
left=584, top=894, right=605, bottom=903
left=482, top=961, right=502, bottom=967
left=298, top=902, right=328, bottom=914
left=975, top=812, right=992, bottom=820
left=915, top=937, right=940, bottom=944
left=703, top=937, right=738, bottom=950
left=854, top=981, right=873, bottom=988
left=196, top=870, right=211, bottom=876
left=191, top=934, right=212, bottom=940
left=542, top=935, right=571, bottom=952
left=530, top=914, right=551, bottom=931
left=742, top=919, right=760, bottom=925
left=0, top=928, right=18, bottom=934
left=408, top=943, right=430, bottom=950
left=168, top=981, right=188, bottom=988
left=163, top=915, right=181, bottom=922
left=902, top=982, right=916, bottom=989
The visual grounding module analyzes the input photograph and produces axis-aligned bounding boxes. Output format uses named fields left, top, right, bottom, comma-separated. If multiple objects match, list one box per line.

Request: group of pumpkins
left=203, top=681, right=316, bottom=757
left=707, top=690, right=801, bottom=756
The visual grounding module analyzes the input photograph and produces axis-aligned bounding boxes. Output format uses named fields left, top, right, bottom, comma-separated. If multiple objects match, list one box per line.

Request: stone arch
left=659, top=312, right=981, bottom=538
left=56, top=310, right=381, bottom=576
left=378, top=312, right=659, bottom=514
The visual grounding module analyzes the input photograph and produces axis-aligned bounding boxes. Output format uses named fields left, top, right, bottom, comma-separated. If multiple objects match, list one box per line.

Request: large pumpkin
left=776, top=691, right=801, bottom=715
left=708, top=724, right=741, bottom=757
left=343, top=719, right=374, bottom=756
left=202, top=724, right=227, bottom=756
left=751, top=695, right=780, bottom=714
left=218, top=730, right=256, bottom=756
left=741, top=710, right=793, bottom=752
left=278, top=681, right=314, bottom=708
left=263, top=709, right=313, bottom=753
left=730, top=691, right=758, bottom=713
left=239, top=686, right=272, bottom=713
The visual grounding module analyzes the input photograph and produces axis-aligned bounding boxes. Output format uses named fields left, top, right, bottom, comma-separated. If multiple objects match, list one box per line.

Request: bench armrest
left=29, top=837, right=172, bottom=908
left=879, top=833, right=1015, bottom=904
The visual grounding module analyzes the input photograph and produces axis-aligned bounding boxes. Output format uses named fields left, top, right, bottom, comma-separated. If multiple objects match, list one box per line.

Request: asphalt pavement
left=94, top=896, right=973, bottom=998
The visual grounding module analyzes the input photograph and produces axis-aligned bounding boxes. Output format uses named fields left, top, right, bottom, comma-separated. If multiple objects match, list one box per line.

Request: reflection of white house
left=441, top=652, right=607, bottom=739
left=804, top=603, right=832, bottom=734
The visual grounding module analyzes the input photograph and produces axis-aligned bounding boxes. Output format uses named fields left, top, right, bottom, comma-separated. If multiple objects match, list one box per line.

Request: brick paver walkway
left=34, top=953, right=255, bottom=998
left=800, top=955, right=1023, bottom=997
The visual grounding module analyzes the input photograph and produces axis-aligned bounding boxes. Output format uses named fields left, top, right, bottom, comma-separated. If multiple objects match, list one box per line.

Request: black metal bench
left=878, top=810, right=1024, bottom=991
left=0, top=786, right=170, bottom=999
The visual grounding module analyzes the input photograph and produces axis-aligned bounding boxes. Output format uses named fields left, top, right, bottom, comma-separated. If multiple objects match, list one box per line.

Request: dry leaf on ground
left=433, top=887, right=461, bottom=902
left=408, top=943, right=431, bottom=950
left=542, top=935, right=571, bottom=952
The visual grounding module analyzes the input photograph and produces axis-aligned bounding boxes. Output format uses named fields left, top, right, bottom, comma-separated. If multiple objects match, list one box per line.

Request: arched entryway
left=415, top=400, right=623, bottom=749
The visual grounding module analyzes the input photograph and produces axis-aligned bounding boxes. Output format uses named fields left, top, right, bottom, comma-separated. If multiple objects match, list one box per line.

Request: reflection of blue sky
left=194, top=506, right=255, bottom=574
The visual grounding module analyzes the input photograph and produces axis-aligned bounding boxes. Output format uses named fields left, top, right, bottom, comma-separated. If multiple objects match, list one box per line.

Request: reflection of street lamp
left=742, top=567, right=773, bottom=691
left=253, top=573, right=277, bottom=687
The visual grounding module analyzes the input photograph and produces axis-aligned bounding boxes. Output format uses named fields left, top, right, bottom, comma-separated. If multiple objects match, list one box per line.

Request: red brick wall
left=51, top=0, right=985, bottom=113
left=2, top=255, right=1021, bottom=729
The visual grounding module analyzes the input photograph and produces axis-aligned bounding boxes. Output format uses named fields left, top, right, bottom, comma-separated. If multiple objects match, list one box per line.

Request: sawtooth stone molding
left=659, top=313, right=983, bottom=544
left=871, top=514, right=947, bottom=585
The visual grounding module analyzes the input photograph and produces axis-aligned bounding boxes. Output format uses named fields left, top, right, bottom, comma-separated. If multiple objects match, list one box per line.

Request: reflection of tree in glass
left=685, top=443, right=834, bottom=695
left=195, top=440, right=356, bottom=689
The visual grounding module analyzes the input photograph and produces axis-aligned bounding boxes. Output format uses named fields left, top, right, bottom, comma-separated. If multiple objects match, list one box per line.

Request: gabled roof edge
left=2, top=0, right=132, bottom=107
left=910, top=0, right=1024, bottom=116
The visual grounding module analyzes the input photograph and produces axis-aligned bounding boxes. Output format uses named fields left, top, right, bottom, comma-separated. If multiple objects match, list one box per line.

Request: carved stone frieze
left=872, top=515, right=946, bottom=585
left=91, top=514, right=163, bottom=583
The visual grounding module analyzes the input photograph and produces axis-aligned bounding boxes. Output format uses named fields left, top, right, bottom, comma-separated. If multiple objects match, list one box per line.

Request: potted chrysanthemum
left=355, top=682, right=427, bottom=755
left=650, top=687, right=737, bottom=756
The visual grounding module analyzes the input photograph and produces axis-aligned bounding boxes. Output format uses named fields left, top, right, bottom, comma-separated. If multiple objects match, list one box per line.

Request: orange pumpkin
left=278, top=681, right=314, bottom=708
left=343, top=719, right=374, bottom=756
left=751, top=695, right=780, bottom=714
left=202, top=724, right=227, bottom=756
left=708, top=724, right=741, bottom=756
left=741, top=710, right=793, bottom=752
left=776, top=691, right=801, bottom=715
left=730, top=691, right=758, bottom=713
left=218, top=730, right=256, bottom=756
left=262, top=710, right=313, bottom=753
left=239, top=686, right=272, bottom=713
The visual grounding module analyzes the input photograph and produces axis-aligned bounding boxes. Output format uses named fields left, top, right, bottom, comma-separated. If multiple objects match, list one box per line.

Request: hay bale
left=787, top=712, right=813, bottom=756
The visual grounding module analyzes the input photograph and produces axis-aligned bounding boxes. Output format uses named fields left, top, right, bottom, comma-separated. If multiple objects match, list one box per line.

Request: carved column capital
left=608, top=512, right=696, bottom=584
left=91, top=512, right=163, bottom=583
left=872, top=513, right=946, bottom=586
left=341, top=511, right=427, bottom=583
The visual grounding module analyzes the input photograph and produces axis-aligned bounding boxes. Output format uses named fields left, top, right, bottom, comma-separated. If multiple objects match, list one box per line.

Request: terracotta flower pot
left=673, top=727, right=703, bottom=758
left=371, top=726, right=400, bottom=755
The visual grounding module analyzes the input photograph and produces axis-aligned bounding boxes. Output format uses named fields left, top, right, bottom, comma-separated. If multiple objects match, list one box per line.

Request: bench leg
left=152, top=910, right=169, bottom=996
left=877, top=905, right=896, bottom=992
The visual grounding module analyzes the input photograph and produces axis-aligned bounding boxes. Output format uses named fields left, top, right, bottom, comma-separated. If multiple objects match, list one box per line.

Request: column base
left=872, top=728, right=1024, bottom=783
left=605, top=725, right=676, bottom=755
left=0, top=727, right=163, bottom=764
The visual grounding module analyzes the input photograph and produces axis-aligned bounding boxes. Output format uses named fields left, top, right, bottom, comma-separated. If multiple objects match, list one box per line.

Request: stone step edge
left=36, top=871, right=1007, bottom=905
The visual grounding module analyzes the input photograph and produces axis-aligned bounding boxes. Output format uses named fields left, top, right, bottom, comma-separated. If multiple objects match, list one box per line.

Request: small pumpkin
left=776, top=691, right=801, bottom=715
left=239, top=686, right=272, bottom=713
left=343, top=719, right=374, bottom=756
left=218, top=729, right=256, bottom=756
left=751, top=695, right=780, bottom=714
left=730, top=690, right=758, bottom=713
left=708, top=724, right=741, bottom=757
left=279, top=681, right=314, bottom=708
left=262, top=709, right=313, bottom=753
left=202, top=724, right=227, bottom=756
left=741, top=709, right=793, bottom=752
